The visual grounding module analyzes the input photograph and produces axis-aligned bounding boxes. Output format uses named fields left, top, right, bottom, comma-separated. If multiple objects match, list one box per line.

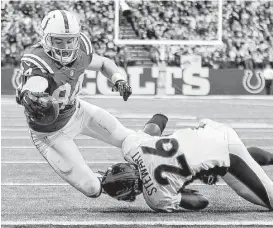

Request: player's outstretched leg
left=80, top=100, right=134, bottom=148
left=247, top=147, right=273, bottom=166
left=222, top=128, right=273, bottom=209
left=31, top=131, right=102, bottom=198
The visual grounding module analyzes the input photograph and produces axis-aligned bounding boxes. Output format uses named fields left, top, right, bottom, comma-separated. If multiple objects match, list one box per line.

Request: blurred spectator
left=1, top=0, right=126, bottom=67
left=125, top=0, right=218, bottom=41
left=263, top=63, right=273, bottom=95
left=1, top=0, right=273, bottom=70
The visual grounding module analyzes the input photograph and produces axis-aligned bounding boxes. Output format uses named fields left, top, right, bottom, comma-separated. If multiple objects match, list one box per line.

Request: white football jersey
left=122, top=119, right=230, bottom=212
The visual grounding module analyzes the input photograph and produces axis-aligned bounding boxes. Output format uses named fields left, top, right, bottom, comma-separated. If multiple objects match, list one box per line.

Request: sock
left=145, top=113, right=168, bottom=134
left=247, top=147, right=273, bottom=166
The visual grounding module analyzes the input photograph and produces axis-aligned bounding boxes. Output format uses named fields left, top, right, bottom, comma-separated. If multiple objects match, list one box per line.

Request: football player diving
left=16, top=10, right=134, bottom=198
left=101, top=114, right=273, bottom=212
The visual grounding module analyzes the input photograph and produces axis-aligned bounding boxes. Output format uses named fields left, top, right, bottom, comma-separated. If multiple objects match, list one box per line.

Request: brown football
left=34, top=96, right=60, bottom=125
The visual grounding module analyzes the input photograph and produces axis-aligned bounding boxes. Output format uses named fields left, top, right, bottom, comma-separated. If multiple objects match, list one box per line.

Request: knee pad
left=77, top=176, right=102, bottom=198
left=45, top=148, right=73, bottom=175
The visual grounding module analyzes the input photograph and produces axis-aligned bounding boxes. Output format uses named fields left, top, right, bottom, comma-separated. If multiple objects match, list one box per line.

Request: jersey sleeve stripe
left=80, top=32, right=92, bottom=54
left=21, top=57, right=47, bottom=73
left=24, top=54, right=54, bottom=74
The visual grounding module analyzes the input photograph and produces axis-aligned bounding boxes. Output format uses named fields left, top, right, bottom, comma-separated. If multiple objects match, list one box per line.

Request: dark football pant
left=223, top=144, right=273, bottom=209
left=248, top=147, right=273, bottom=166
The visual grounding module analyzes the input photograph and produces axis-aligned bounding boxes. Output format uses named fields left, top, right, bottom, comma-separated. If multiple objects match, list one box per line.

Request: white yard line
left=3, top=125, right=273, bottom=132
left=2, top=136, right=273, bottom=140
left=2, top=146, right=273, bottom=150
left=2, top=183, right=72, bottom=186
left=1, top=146, right=116, bottom=149
left=1, top=182, right=227, bottom=186
left=116, top=114, right=197, bottom=119
left=1, top=161, right=119, bottom=164
left=2, top=95, right=273, bottom=101
left=1, top=220, right=273, bottom=226
left=0, top=126, right=190, bottom=131
left=176, top=122, right=273, bottom=129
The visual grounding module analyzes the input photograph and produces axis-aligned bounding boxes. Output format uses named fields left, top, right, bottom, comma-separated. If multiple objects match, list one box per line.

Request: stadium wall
left=2, top=66, right=267, bottom=96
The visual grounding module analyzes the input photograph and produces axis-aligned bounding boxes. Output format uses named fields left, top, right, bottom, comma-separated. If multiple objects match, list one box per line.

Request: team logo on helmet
left=70, top=70, right=74, bottom=77
left=12, top=68, right=22, bottom=89
left=243, top=69, right=265, bottom=94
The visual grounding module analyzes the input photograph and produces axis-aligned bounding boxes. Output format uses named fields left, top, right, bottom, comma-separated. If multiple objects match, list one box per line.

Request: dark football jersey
left=17, top=32, right=93, bottom=132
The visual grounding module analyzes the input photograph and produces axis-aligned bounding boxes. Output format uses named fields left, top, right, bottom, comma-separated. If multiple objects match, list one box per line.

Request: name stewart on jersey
left=18, top=33, right=93, bottom=133
left=132, top=151, right=157, bottom=196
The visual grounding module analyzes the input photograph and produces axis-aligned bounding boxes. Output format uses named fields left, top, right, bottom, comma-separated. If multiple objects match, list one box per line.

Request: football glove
left=112, top=80, right=132, bottom=101
left=198, top=173, right=219, bottom=185
left=21, top=91, right=59, bottom=125
left=196, top=166, right=228, bottom=185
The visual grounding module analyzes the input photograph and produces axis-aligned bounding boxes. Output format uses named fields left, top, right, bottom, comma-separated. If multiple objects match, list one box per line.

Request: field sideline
left=1, top=95, right=273, bottom=228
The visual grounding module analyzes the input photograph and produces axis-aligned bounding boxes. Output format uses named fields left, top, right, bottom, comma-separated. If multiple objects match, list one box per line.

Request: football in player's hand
left=32, top=96, right=60, bottom=125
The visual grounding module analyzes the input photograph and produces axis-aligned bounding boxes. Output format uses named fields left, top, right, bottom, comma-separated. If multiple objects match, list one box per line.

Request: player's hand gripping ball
left=21, top=91, right=59, bottom=125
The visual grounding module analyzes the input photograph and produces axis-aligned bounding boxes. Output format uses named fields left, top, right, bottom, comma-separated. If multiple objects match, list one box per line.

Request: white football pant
left=30, top=99, right=134, bottom=197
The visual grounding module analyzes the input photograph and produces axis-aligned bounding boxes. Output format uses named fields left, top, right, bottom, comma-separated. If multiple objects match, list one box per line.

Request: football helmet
left=102, top=163, right=142, bottom=202
left=41, top=10, right=81, bottom=65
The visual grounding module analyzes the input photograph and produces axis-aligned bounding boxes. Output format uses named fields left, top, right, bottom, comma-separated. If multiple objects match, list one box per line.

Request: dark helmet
left=102, top=163, right=142, bottom=202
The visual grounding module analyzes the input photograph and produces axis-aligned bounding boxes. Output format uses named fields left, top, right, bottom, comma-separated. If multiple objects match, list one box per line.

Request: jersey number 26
left=141, top=138, right=191, bottom=186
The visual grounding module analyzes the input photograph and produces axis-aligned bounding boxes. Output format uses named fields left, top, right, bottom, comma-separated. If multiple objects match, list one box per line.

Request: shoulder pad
left=20, top=59, right=45, bottom=76
left=80, top=32, right=93, bottom=55
left=21, top=45, right=54, bottom=75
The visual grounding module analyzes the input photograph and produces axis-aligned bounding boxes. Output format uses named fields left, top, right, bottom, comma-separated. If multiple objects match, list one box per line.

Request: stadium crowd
left=1, top=0, right=119, bottom=66
left=125, top=0, right=218, bottom=40
left=139, top=0, right=273, bottom=69
left=1, top=0, right=273, bottom=70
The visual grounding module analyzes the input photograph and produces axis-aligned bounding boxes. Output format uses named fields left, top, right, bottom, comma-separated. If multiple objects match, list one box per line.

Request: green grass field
left=2, top=96, right=273, bottom=227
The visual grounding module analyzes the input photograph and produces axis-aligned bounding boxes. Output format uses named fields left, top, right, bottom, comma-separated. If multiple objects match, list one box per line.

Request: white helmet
left=41, top=10, right=81, bottom=65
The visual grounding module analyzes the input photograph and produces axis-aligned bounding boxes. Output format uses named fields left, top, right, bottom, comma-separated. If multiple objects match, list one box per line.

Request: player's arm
left=16, top=59, right=55, bottom=121
left=16, top=59, right=49, bottom=104
left=143, top=114, right=168, bottom=136
left=89, top=53, right=132, bottom=101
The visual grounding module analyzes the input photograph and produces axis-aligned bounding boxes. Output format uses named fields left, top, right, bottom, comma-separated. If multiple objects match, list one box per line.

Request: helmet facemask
left=114, top=178, right=142, bottom=202
left=44, top=33, right=80, bottom=65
